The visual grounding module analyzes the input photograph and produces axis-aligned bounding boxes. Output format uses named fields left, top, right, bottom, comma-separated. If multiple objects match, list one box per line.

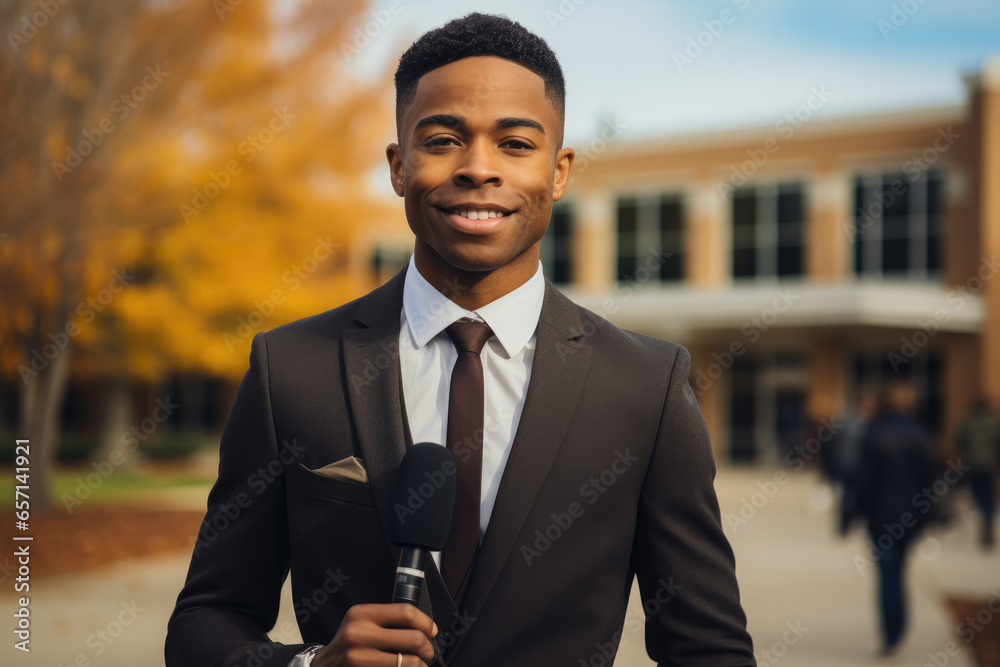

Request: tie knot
left=445, top=318, right=494, bottom=355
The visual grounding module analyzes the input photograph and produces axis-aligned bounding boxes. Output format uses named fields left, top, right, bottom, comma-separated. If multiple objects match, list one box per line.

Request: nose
left=452, top=138, right=503, bottom=188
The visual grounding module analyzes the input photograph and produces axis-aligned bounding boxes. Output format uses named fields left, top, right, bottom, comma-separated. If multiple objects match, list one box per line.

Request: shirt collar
left=402, top=253, right=544, bottom=358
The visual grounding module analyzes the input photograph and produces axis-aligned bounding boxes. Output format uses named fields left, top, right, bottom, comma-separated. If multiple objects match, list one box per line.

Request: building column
left=689, top=345, right=726, bottom=459
left=807, top=171, right=849, bottom=282
left=943, top=333, right=979, bottom=458
left=975, top=60, right=1000, bottom=406
left=572, top=189, right=614, bottom=292
left=687, top=182, right=727, bottom=287
left=807, top=336, right=846, bottom=421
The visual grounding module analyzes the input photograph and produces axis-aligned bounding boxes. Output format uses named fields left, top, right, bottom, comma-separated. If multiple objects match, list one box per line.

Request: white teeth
left=453, top=208, right=505, bottom=220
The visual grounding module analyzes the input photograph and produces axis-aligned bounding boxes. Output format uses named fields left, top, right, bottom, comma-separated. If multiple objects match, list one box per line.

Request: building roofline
left=598, top=104, right=968, bottom=158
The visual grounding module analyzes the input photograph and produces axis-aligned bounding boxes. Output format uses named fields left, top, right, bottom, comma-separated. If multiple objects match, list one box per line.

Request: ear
left=386, top=143, right=405, bottom=197
left=552, top=147, right=575, bottom=201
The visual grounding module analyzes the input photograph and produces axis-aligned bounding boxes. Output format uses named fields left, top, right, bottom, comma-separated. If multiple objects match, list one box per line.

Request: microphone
left=389, top=442, right=456, bottom=606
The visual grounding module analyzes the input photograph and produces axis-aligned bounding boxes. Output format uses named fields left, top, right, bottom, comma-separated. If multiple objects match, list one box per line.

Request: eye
left=424, top=136, right=459, bottom=148
left=500, top=138, right=533, bottom=151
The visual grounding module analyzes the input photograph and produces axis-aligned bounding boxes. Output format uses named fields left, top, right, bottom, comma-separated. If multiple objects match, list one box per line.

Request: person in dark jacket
left=955, top=398, right=999, bottom=548
left=841, top=381, right=937, bottom=657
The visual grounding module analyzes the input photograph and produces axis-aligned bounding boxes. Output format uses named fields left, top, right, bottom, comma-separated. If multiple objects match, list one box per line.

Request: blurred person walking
left=955, top=398, right=999, bottom=548
left=841, top=381, right=937, bottom=658
left=835, top=388, right=878, bottom=525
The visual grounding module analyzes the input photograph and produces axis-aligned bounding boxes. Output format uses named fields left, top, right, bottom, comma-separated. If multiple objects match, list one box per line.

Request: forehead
left=402, top=56, right=555, bottom=133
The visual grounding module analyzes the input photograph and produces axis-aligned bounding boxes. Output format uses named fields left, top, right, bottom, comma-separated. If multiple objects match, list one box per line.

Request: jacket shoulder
left=568, top=295, right=688, bottom=369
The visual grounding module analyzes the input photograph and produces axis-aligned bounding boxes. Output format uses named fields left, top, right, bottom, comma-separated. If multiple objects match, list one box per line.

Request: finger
left=355, top=603, right=437, bottom=638
left=338, top=647, right=431, bottom=667
left=370, top=629, right=435, bottom=664
left=337, top=622, right=436, bottom=664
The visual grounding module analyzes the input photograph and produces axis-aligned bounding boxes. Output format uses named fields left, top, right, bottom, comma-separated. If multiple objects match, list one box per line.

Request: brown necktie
left=441, top=317, right=493, bottom=598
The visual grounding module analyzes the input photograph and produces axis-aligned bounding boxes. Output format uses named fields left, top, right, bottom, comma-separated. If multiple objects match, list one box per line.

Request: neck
left=413, top=243, right=539, bottom=310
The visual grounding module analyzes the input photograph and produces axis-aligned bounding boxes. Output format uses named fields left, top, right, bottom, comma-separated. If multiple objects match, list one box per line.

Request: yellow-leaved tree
left=0, top=0, right=402, bottom=507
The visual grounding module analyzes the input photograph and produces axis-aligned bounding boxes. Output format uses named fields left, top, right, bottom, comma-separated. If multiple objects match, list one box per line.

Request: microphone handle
left=392, top=547, right=427, bottom=606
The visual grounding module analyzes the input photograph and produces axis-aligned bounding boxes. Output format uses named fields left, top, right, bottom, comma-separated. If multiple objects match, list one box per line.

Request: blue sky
left=343, top=0, right=1000, bottom=145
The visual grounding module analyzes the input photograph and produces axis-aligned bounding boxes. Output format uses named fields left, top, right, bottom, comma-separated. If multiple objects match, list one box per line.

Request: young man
left=166, top=13, right=754, bottom=667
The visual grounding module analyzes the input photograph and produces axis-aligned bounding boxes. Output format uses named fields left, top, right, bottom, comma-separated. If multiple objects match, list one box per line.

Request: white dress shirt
left=399, top=253, right=544, bottom=570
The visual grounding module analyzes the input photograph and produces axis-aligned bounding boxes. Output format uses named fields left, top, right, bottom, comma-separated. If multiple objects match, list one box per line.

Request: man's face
left=387, top=56, right=574, bottom=281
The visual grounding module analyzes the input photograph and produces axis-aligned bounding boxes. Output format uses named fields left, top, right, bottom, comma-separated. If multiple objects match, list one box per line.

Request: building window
left=615, top=194, right=684, bottom=283
left=852, top=169, right=943, bottom=278
left=727, top=353, right=806, bottom=464
left=541, top=202, right=573, bottom=285
left=731, top=183, right=805, bottom=279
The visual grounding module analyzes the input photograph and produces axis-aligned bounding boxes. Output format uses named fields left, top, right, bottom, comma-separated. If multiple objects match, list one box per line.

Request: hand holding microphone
left=312, top=444, right=455, bottom=667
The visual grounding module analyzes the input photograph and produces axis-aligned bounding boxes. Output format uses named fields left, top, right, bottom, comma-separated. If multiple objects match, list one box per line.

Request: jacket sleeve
left=631, top=346, right=756, bottom=667
left=165, top=332, right=307, bottom=667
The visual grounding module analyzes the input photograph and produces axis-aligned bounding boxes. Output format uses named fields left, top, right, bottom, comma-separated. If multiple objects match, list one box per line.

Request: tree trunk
left=97, top=376, right=136, bottom=471
left=21, top=346, right=72, bottom=511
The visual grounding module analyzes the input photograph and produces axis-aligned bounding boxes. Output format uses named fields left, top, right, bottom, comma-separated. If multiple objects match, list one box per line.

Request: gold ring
left=397, top=652, right=403, bottom=667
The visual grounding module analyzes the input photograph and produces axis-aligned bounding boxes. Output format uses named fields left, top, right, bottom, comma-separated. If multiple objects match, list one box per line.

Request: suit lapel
left=447, top=279, right=592, bottom=655
left=342, top=266, right=409, bottom=546
left=341, top=264, right=459, bottom=629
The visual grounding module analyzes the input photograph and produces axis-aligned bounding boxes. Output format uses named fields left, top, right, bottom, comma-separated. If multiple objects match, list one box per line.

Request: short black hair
left=394, top=13, right=565, bottom=143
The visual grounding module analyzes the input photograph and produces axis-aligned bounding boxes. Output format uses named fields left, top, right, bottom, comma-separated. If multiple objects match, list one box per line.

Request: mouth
left=434, top=204, right=517, bottom=235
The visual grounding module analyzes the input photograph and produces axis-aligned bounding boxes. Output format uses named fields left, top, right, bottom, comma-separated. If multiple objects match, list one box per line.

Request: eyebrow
left=414, top=114, right=545, bottom=134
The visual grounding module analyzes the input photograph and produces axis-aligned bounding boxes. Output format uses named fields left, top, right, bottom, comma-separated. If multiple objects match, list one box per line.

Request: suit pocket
left=296, top=463, right=376, bottom=507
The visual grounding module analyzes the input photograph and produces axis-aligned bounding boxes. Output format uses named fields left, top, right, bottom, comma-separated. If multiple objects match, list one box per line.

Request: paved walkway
left=1, top=468, right=996, bottom=666
left=614, top=469, right=997, bottom=667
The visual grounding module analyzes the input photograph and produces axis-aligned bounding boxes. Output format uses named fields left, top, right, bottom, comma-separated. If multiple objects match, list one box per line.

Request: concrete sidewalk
left=1, top=468, right=996, bottom=666
left=613, top=468, right=996, bottom=667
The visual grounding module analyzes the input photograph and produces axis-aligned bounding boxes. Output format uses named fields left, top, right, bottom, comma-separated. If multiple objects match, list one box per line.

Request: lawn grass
left=0, top=466, right=214, bottom=509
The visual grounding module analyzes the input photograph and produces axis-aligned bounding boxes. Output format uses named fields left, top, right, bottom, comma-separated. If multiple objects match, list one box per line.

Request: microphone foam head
left=389, top=443, right=456, bottom=550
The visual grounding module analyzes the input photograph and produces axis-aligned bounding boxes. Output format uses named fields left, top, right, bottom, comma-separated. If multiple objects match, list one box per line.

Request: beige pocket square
left=311, top=456, right=368, bottom=484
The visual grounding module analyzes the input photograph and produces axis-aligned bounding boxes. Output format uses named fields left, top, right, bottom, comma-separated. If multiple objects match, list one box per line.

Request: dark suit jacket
left=165, top=264, right=755, bottom=667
